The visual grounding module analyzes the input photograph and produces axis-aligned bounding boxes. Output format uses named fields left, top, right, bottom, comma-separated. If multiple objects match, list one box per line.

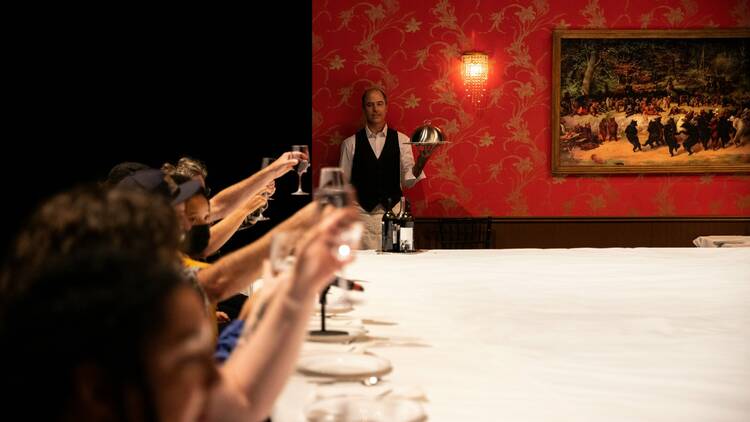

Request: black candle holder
left=308, top=283, right=347, bottom=336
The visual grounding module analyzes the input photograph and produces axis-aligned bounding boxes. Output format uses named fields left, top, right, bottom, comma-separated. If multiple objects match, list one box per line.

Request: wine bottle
left=392, top=197, right=405, bottom=252
left=398, top=198, right=415, bottom=252
left=381, top=199, right=396, bottom=252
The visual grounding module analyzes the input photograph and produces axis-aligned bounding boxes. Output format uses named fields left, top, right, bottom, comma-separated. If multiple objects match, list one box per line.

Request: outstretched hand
left=266, top=151, right=308, bottom=179
left=289, top=207, right=359, bottom=300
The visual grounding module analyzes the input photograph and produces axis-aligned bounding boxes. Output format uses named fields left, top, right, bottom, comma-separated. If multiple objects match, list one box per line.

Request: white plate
left=305, top=397, right=426, bottom=422
left=298, top=352, right=392, bottom=378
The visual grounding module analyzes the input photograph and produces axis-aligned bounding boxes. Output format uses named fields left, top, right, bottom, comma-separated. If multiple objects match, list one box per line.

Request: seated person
left=162, top=160, right=272, bottom=258
left=1, top=184, right=360, bottom=421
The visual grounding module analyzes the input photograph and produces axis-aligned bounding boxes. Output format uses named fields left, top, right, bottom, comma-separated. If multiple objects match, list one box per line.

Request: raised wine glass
left=254, top=158, right=275, bottom=221
left=291, top=145, right=310, bottom=195
left=261, top=157, right=276, bottom=201
left=314, top=168, right=365, bottom=307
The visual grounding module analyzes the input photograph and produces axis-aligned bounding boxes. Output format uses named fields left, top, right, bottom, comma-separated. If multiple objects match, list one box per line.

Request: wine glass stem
left=298, top=173, right=303, bottom=192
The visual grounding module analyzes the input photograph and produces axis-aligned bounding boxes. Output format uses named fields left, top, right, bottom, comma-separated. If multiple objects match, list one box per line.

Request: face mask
left=182, top=224, right=210, bottom=256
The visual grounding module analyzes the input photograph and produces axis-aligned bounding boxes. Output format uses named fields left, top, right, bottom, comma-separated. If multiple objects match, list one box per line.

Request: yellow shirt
left=180, top=254, right=219, bottom=340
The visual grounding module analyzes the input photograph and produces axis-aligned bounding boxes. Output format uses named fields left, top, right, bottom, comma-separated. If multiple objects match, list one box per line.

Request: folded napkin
left=693, top=235, right=750, bottom=247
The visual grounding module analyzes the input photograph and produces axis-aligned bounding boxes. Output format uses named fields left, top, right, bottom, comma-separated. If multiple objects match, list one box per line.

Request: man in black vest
left=339, top=87, right=433, bottom=249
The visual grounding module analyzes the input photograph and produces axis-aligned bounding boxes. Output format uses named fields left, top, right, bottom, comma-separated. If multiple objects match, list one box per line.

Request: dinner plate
left=305, top=397, right=426, bottom=422
left=297, top=352, right=392, bottom=378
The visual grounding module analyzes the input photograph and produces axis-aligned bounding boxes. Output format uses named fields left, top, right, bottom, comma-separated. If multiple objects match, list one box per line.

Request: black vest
left=350, top=128, right=402, bottom=212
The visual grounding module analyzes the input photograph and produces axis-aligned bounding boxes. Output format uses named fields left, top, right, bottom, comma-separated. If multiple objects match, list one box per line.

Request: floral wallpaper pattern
left=312, top=0, right=750, bottom=216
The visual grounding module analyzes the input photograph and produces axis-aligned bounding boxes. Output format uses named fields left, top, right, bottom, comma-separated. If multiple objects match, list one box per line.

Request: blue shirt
left=214, top=319, right=245, bottom=363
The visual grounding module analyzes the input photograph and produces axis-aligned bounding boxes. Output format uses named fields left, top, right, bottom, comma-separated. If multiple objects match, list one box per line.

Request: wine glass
left=261, top=157, right=276, bottom=201
left=254, top=158, right=275, bottom=222
left=314, top=169, right=364, bottom=305
left=291, top=145, right=310, bottom=196
left=237, top=201, right=268, bottom=231
left=269, top=231, right=299, bottom=275
left=243, top=231, right=299, bottom=332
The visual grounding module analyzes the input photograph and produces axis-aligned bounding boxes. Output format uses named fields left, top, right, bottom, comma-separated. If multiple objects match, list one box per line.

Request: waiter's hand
left=419, top=143, right=439, bottom=159
left=413, top=145, right=436, bottom=178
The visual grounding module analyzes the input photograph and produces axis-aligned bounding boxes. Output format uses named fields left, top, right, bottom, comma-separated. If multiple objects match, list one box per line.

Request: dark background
left=4, top=6, right=312, bottom=259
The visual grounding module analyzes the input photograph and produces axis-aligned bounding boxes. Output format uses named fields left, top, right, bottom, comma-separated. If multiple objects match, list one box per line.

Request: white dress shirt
left=339, top=123, right=426, bottom=190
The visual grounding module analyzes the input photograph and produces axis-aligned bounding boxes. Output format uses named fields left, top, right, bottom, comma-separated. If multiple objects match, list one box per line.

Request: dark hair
left=1, top=185, right=181, bottom=298
left=361, top=87, right=387, bottom=109
left=103, top=162, right=151, bottom=188
left=165, top=173, right=209, bottom=200
left=0, top=248, right=185, bottom=421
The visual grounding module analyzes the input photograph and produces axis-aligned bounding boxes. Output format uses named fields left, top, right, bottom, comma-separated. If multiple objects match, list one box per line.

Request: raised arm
left=215, top=207, right=358, bottom=421
left=202, top=194, right=268, bottom=258
left=209, top=152, right=305, bottom=222
left=197, top=201, right=319, bottom=303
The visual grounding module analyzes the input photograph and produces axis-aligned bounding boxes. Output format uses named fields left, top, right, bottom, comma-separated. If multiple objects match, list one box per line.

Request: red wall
left=312, top=0, right=750, bottom=217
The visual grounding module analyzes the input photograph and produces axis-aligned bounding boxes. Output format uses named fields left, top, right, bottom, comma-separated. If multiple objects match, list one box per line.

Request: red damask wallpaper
left=312, top=0, right=750, bottom=216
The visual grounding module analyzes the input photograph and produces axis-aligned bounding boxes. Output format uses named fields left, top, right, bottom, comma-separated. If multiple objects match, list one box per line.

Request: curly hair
left=162, top=156, right=208, bottom=180
left=1, top=185, right=181, bottom=298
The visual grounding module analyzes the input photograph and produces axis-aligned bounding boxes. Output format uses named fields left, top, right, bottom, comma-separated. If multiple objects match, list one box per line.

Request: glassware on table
left=291, top=145, right=310, bottom=196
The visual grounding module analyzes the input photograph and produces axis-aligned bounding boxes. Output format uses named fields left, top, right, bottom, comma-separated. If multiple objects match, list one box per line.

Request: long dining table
left=272, top=248, right=750, bottom=421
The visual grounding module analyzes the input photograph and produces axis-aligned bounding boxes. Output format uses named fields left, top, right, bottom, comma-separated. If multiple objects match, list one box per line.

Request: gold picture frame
left=552, top=29, right=750, bottom=174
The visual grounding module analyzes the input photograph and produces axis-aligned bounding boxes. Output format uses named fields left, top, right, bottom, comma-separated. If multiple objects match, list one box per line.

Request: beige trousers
left=356, top=201, right=403, bottom=250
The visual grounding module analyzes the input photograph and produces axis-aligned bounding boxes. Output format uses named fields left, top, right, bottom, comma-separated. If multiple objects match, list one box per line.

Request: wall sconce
left=461, top=51, right=488, bottom=107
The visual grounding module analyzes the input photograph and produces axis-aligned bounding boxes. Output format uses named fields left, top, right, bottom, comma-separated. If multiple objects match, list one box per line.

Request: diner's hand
left=216, top=311, right=231, bottom=323
left=241, top=259, right=289, bottom=332
left=265, top=151, right=307, bottom=179
left=290, top=207, right=359, bottom=299
left=263, top=180, right=276, bottom=197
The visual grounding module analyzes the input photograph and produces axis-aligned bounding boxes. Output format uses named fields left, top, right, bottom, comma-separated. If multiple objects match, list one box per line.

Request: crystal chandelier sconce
left=461, top=51, right=489, bottom=107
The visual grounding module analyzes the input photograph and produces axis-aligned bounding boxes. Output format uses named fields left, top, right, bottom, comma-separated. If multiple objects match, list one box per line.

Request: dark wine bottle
left=392, top=197, right=405, bottom=252
left=381, top=199, right=396, bottom=252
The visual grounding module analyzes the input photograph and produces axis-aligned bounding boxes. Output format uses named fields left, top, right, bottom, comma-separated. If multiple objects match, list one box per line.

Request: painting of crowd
left=555, top=34, right=750, bottom=169
left=560, top=91, right=750, bottom=157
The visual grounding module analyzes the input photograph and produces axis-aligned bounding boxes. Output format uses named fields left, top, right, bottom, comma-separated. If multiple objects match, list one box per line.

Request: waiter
left=339, top=87, right=434, bottom=249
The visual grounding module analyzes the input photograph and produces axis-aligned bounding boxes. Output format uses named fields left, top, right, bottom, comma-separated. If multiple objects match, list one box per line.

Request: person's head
left=162, top=157, right=208, bottom=189
left=0, top=248, right=218, bottom=422
left=117, top=169, right=202, bottom=208
left=168, top=174, right=211, bottom=257
left=103, top=162, right=150, bottom=189
left=361, top=87, right=388, bottom=130
left=1, top=185, right=181, bottom=298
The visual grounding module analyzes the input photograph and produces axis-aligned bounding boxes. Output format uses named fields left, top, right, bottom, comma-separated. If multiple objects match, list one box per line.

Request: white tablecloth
left=273, top=248, right=750, bottom=422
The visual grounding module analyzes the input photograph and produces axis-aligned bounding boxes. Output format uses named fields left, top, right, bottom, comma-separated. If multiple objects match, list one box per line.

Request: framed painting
left=552, top=29, right=750, bottom=174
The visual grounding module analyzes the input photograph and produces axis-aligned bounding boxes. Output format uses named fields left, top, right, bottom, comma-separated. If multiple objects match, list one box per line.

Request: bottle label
left=399, top=227, right=413, bottom=251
